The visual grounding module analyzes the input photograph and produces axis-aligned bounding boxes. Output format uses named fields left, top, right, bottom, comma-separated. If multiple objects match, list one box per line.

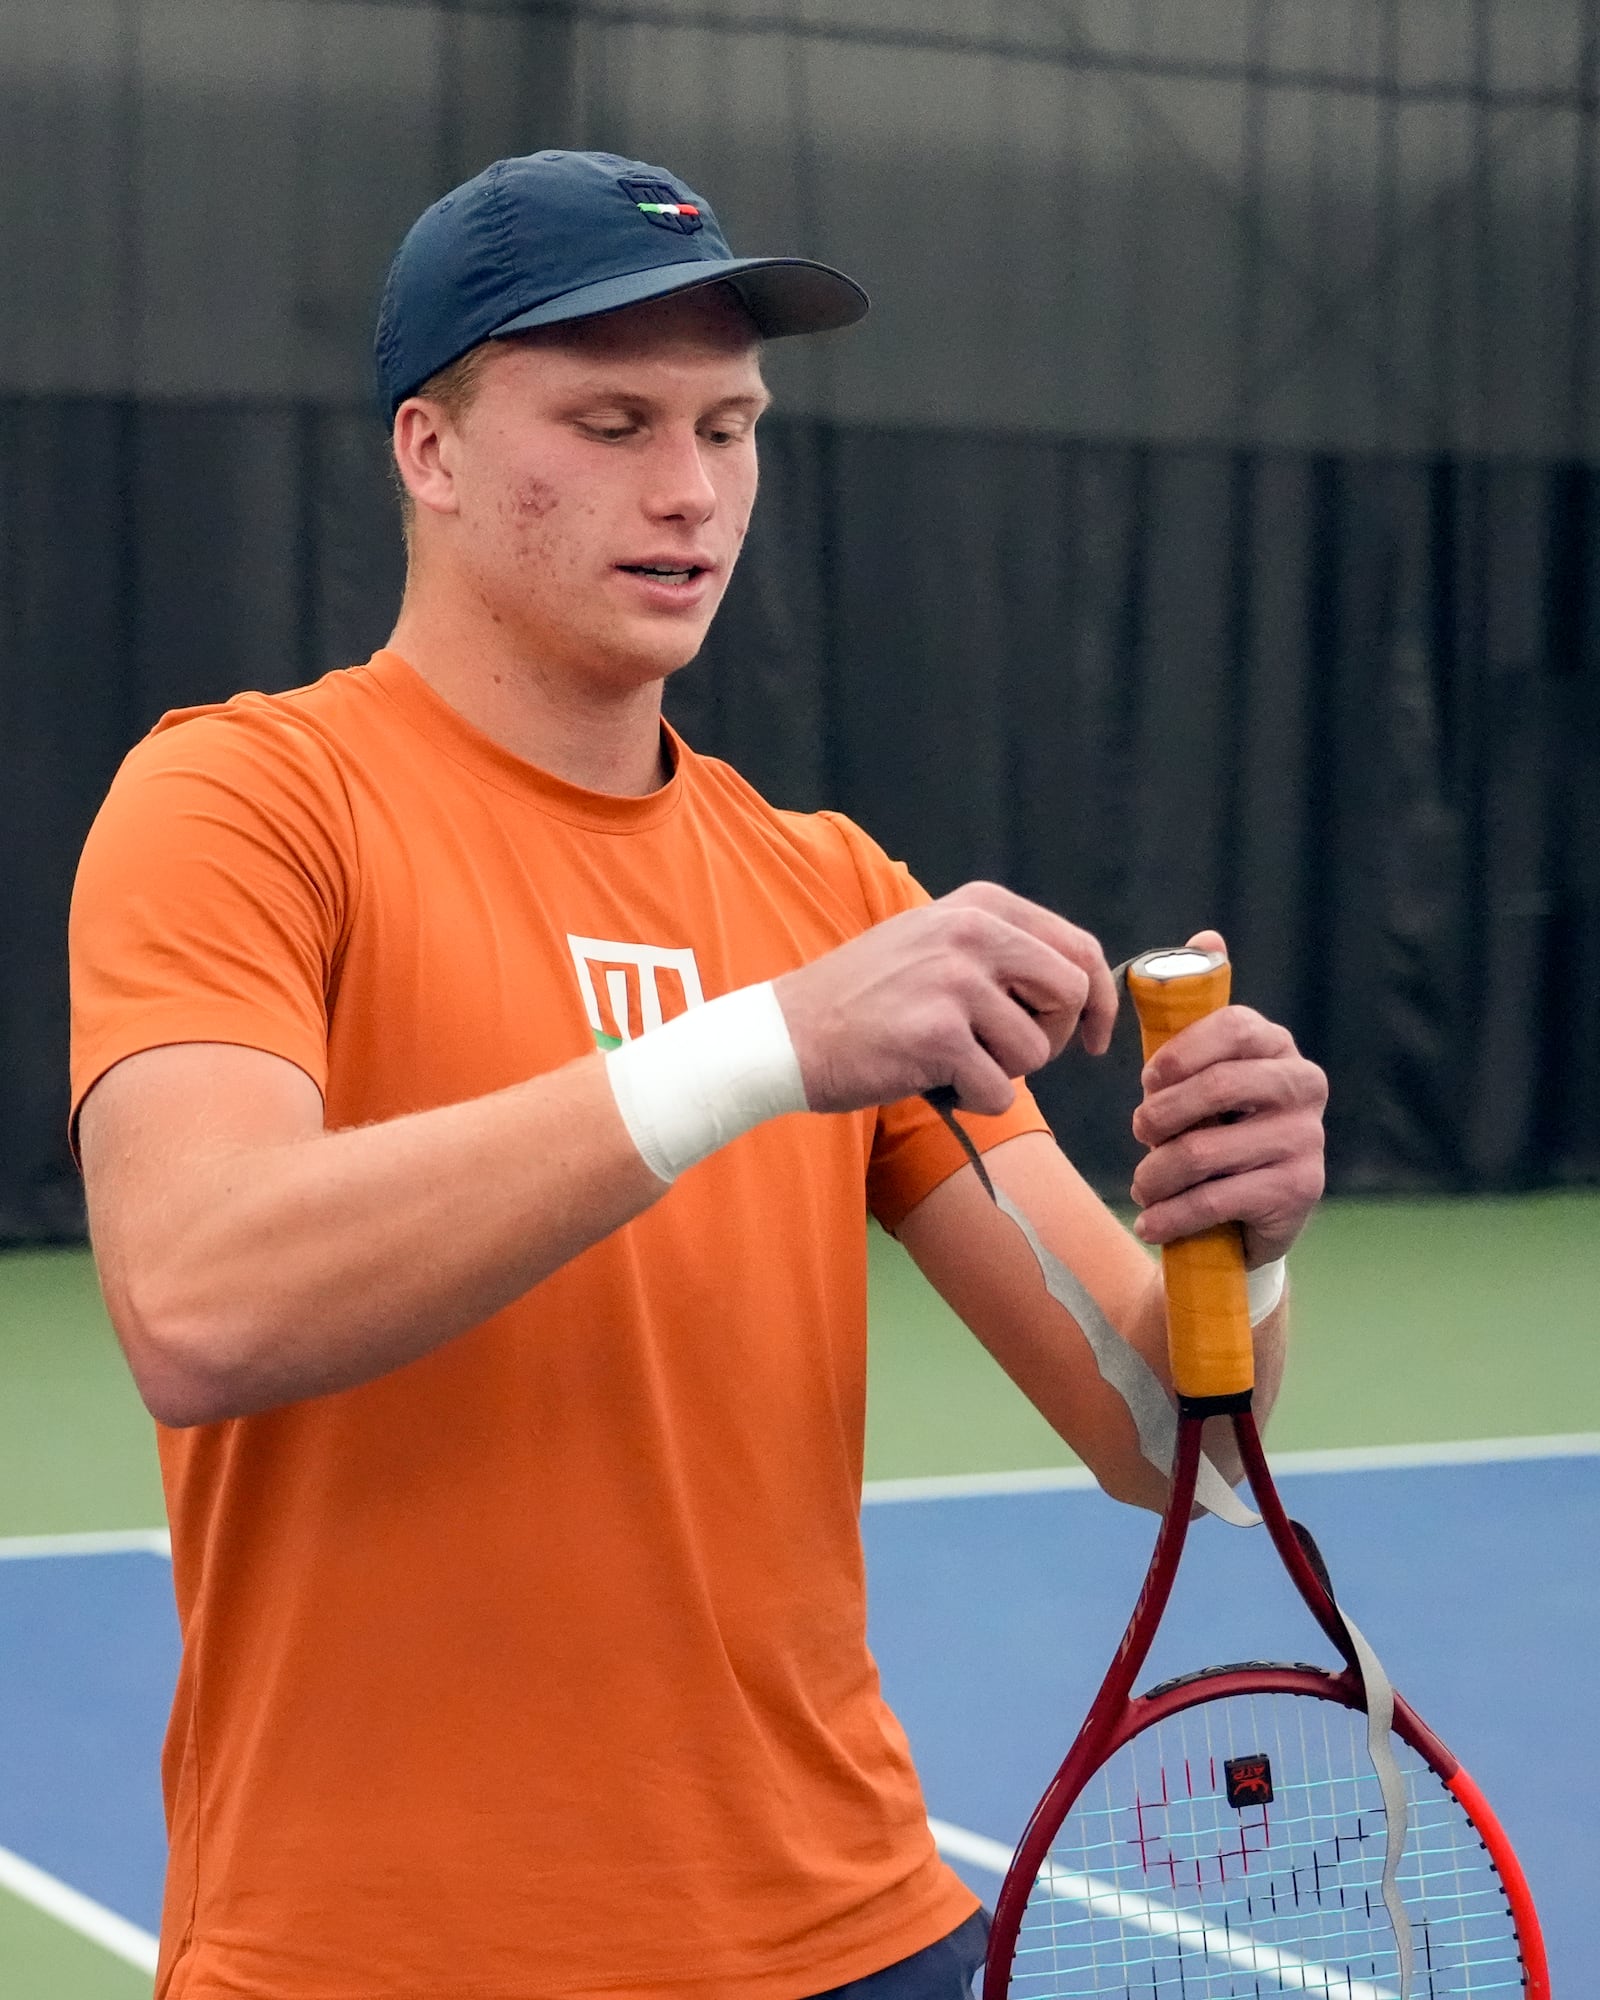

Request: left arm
left=896, top=963, right=1326, bottom=1511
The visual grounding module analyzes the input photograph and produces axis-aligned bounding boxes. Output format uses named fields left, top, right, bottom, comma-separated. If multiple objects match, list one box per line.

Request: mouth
left=613, top=559, right=719, bottom=615
left=616, top=560, right=712, bottom=588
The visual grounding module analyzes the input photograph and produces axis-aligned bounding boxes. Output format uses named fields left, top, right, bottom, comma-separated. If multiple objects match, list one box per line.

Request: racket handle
left=1125, top=948, right=1254, bottom=1403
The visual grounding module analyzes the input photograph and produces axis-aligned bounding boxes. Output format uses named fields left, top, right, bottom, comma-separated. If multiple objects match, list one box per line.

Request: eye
left=579, top=417, right=638, bottom=443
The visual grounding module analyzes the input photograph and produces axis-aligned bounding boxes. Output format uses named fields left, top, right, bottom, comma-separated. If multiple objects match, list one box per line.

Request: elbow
left=1087, top=1450, right=1170, bottom=1515
left=109, top=1275, right=261, bottom=1429
left=136, top=1366, right=238, bottom=1432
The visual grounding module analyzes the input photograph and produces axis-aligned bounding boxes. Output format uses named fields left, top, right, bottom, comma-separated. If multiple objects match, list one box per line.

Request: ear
left=392, top=398, right=463, bottom=522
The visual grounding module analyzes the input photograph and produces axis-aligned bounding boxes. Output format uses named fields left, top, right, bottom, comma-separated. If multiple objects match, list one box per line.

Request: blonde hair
left=391, top=340, right=503, bottom=547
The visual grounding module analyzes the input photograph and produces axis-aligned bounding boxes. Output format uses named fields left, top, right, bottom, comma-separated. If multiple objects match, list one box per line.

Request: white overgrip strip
left=0, top=1843, right=159, bottom=1973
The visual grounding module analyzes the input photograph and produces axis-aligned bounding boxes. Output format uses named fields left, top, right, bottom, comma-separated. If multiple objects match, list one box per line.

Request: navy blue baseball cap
left=374, top=150, right=869, bottom=418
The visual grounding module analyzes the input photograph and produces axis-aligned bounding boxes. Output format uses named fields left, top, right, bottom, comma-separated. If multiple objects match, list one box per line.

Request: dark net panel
left=2, top=0, right=1599, bottom=1239
left=689, top=428, right=1600, bottom=1198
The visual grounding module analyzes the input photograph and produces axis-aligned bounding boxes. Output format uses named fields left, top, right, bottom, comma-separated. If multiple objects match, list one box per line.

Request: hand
left=774, top=882, right=1118, bottom=1117
left=1128, top=930, right=1327, bottom=1267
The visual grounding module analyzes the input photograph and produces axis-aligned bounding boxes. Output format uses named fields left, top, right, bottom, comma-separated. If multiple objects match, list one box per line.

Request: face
left=398, top=288, right=769, bottom=692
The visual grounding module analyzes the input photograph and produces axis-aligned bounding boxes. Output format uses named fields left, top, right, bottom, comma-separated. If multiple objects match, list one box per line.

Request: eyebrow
left=558, top=385, right=773, bottom=417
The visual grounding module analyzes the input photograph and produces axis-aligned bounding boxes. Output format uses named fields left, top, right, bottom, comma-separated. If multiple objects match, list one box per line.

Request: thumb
left=1185, top=928, right=1228, bottom=957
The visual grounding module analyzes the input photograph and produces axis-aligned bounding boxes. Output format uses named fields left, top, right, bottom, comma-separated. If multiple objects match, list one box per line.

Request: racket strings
left=1007, top=1690, right=1523, bottom=1997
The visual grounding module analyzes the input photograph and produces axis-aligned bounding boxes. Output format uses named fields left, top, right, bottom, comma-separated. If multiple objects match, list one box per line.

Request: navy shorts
left=807, top=1909, right=991, bottom=2000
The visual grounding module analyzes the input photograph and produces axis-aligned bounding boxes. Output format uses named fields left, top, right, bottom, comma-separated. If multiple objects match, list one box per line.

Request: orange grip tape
left=1125, top=948, right=1253, bottom=1402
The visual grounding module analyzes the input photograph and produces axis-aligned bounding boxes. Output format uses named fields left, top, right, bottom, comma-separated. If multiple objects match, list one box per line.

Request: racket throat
left=1177, top=1388, right=1254, bottom=1419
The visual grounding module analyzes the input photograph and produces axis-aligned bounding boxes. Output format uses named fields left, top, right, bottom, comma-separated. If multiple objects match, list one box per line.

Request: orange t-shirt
left=69, top=650, right=1049, bottom=2000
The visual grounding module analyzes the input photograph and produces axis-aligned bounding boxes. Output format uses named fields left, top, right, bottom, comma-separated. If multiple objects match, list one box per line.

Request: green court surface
left=2, top=1190, right=1597, bottom=1995
left=865, top=1189, right=1600, bottom=1478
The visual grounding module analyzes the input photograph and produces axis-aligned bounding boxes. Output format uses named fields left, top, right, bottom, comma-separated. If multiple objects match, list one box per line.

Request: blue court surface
left=1, top=1448, right=1594, bottom=1991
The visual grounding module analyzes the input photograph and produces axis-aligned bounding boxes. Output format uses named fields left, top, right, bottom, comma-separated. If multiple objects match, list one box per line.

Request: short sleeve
left=813, top=812, right=1053, bottom=1233
left=69, top=702, right=356, bottom=1139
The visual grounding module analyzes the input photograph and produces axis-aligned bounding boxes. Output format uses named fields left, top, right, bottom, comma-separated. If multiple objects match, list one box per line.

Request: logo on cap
left=619, top=176, right=704, bottom=234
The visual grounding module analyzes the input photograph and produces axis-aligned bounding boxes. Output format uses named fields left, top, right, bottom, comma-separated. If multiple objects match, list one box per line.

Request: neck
left=387, top=590, right=671, bottom=798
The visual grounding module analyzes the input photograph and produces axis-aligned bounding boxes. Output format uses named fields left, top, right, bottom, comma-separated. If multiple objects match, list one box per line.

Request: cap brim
left=490, top=255, right=869, bottom=343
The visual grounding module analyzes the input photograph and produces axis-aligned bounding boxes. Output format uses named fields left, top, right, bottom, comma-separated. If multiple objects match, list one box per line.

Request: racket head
left=984, top=1661, right=1548, bottom=1998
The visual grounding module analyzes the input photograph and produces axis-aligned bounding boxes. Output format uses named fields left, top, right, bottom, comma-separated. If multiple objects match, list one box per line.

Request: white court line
left=0, top=1843, right=159, bottom=1973
left=0, top=1435, right=1590, bottom=1973
left=928, top=1820, right=1398, bottom=2000
left=0, top=1527, right=170, bottom=1561
left=864, top=1431, right=1600, bottom=1503
left=0, top=1437, right=1592, bottom=1547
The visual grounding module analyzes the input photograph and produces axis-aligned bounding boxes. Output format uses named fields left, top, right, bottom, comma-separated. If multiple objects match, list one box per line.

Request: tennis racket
left=977, top=946, right=1548, bottom=2000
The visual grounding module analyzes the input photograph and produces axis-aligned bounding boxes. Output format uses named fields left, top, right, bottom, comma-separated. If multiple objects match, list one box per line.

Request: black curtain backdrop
left=6, top=0, right=1600, bottom=1240
left=5, top=401, right=1597, bottom=1239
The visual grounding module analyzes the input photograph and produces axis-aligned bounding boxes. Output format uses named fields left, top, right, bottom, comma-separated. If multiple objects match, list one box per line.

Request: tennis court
left=2, top=1192, right=1595, bottom=1998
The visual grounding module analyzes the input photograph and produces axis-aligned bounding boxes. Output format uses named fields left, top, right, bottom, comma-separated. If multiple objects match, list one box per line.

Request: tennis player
left=70, top=152, right=1327, bottom=2000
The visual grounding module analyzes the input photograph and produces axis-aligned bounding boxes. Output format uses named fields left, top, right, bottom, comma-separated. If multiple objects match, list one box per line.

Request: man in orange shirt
left=70, top=153, right=1327, bottom=2000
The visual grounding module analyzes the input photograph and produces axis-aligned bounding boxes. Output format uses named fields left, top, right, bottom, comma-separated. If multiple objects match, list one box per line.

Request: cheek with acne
left=508, top=477, right=559, bottom=521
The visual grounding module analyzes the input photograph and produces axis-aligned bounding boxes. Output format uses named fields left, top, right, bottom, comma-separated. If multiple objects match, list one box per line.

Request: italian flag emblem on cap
left=618, top=175, right=707, bottom=234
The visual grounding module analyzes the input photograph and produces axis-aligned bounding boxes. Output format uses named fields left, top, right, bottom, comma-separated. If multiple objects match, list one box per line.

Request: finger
left=943, top=1041, right=1019, bottom=1118
left=962, top=980, right=1055, bottom=1082
left=1139, top=1006, right=1300, bottom=1093
left=1132, top=1153, right=1325, bottom=1251
left=1131, top=1107, right=1324, bottom=1212
left=1132, top=1053, right=1327, bottom=1147
left=988, top=951, right=1090, bottom=1063
left=947, top=885, right=1119, bottom=1055
left=1185, top=927, right=1227, bottom=958
left=940, top=908, right=1093, bottom=1059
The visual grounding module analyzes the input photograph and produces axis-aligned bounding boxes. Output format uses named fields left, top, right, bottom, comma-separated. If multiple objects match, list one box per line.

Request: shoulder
left=680, top=748, right=927, bottom=925
left=778, top=808, right=928, bottom=924
left=120, top=666, right=372, bottom=794
left=82, top=669, right=387, bottom=908
left=102, top=667, right=389, bottom=857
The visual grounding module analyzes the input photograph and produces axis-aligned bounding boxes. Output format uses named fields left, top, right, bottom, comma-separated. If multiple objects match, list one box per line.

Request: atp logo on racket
left=1224, top=1753, right=1275, bottom=1809
left=566, top=935, right=705, bottom=1051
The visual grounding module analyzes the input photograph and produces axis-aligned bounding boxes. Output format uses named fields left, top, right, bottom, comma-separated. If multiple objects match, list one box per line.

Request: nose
left=642, top=424, right=718, bottom=526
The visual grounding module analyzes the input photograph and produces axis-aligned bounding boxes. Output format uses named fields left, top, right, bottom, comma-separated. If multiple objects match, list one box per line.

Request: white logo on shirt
left=565, top=935, right=705, bottom=1049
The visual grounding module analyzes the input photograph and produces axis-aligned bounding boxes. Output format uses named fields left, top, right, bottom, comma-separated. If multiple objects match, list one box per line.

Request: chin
left=592, top=621, right=713, bottom=688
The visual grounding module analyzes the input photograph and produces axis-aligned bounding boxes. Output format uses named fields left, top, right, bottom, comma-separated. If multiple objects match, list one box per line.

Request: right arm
left=80, top=884, right=1115, bottom=1428
left=80, top=1043, right=664, bottom=1427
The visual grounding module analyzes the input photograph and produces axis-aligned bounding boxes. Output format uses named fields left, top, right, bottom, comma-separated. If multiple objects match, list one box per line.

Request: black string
left=922, top=1087, right=998, bottom=1204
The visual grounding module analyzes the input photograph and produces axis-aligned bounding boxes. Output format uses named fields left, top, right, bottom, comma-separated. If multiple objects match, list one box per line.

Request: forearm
left=91, top=1055, right=663, bottom=1424
left=899, top=1133, right=1291, bottom=1513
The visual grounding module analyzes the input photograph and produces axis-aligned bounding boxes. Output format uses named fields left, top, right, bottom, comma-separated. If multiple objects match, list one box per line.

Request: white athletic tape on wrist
left=1247, top=1256, right=1287, bottom=1325
left=604, top=980, right=807, bottom=1184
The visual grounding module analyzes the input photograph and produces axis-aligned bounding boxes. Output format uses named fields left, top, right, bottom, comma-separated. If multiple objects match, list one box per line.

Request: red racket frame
left=981, top=1407, right=1550, bottom=1998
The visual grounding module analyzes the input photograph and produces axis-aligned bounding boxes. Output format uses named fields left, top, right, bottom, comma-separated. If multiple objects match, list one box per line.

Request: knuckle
left=1293, top=1155, right=1326, bottom=1203
left=1286, top=1109, right=1326, bottom=1159
left=1058, top=959, right=1090, bottom=1003
left=1196, top=1068, right=1235, bottom=1118
left=941, top=906, right=994, bottom=954
left=1197, top=1177, right=1234, bottom=1227
left=928, top=1004, right=970, bottom=1056
left=946, top=963, right=992, bottom=1013
left=1166, top=1131, right=1211, bottom=1186
left=944, top=881, right=1004, bottom=920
